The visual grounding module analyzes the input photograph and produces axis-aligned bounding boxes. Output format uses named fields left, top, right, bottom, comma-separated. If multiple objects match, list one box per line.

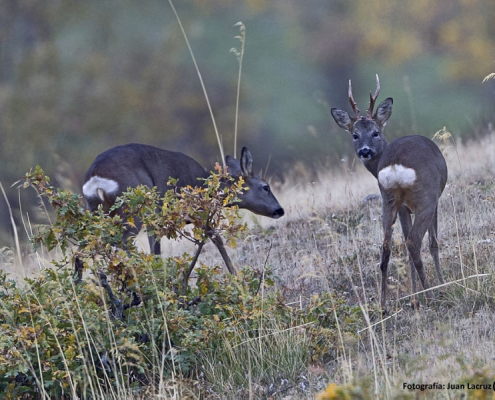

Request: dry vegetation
left=2, top=128, right=495, bottom=399
left=194, top=128, right=495, bottom=398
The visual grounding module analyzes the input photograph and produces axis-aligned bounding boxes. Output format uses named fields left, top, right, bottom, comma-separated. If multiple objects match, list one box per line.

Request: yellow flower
left=316, top=383, right=338, bottom=400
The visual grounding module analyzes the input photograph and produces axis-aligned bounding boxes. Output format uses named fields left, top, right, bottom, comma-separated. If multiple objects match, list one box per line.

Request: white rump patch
left=378, top=164, right=417, bottom=190
left=82, top=176, right=119, bottom=200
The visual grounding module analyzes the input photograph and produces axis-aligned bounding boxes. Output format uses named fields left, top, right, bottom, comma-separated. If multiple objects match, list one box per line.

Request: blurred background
left=0, top=0, right=494, bottom=247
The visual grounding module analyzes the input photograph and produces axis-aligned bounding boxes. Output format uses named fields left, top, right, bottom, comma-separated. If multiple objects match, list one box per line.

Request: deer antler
left=367, top=74, right=380, bottom=119
left=348, top=79, right=360, bottom=119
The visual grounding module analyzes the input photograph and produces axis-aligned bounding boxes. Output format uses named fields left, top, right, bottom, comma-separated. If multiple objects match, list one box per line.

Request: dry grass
left=2, top=129, right=495, bottom=398
left=195, top=129, right=495, bottom=397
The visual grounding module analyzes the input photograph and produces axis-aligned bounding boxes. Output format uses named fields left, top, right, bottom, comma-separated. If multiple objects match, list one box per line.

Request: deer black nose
left=272, top=208, right=285, bottom=219
left=358, top=148, right=373, bottom=159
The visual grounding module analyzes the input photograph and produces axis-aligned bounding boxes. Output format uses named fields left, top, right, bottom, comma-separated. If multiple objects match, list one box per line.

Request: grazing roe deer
left=331, top=75, right=448, bottom=309
left=80, top=144, right=284, bottom=275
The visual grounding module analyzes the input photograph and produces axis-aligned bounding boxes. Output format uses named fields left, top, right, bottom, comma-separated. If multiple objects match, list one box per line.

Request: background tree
left=0, top=0, right=494, bottom=246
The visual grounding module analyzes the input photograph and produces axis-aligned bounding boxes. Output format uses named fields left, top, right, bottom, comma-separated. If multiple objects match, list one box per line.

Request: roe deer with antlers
left=331, top=75, right=447, bottom=310
left=79, top=144, right=284, bottom=275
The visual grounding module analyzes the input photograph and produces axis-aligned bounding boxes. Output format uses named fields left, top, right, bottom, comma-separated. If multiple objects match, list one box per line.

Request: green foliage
left=0, top=167, right=361, bottom=398
left=24, top=164, right=246, bottom=287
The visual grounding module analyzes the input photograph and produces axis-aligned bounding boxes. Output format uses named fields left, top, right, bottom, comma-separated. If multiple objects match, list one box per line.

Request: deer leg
left=148, top=235, right=161, bottom=256
left=428, top=205, right=444, bottom=286
left=398, top=206, right=418, bottom=309
left=149, top=205, right=162, bottom=256
left=207, top=231, right=237, bottom=275
left=379, top=201, right=399, bottom=311
left=406, top=207, right=436, bottom=304
left=74, top=256, right=84, bottom=283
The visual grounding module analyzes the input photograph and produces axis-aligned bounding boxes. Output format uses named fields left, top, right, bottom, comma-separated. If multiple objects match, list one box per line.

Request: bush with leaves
left=0, top=167, right=363, bottom=398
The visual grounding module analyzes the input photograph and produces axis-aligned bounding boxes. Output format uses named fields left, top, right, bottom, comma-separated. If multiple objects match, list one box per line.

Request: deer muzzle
left=358, top=147, right=374, bottom=160
left=272, top=207, right=285, bottom=219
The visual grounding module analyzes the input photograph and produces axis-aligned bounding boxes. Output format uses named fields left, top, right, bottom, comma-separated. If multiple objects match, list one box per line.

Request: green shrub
left=0, top=167, right=362, bottom=398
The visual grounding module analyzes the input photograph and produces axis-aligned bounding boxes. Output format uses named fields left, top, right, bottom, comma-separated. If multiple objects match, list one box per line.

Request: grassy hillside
left=185, top=128, right=495, bottom=398
left=1, top=128, right=495, bottom=398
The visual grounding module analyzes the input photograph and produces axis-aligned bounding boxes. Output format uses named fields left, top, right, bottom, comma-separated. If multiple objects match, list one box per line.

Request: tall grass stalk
left=68, top=278, right=101, bottom=398
left=201, top=320, right=311, bottom=396
left=482, top=72, right=495, bottom=82
left=167, top=0, right=225, bottom=164
left=19, top=191, right=46, bottom=271
left=434, top=127, right=479, bottom=290
left=231, top=22, right=246, bottom=159
left=27, top=285, right=78, bottom=397
left=0, top=182, right=22, bottom=272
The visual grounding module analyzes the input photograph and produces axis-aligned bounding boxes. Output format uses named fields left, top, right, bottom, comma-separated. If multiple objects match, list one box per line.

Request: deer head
left=331, top=75, right=393, bottom=174
left=225, top=147, right=284, bottom=219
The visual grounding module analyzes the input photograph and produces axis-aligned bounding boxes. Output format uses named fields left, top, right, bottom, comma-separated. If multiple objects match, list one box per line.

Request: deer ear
left=331, top=108, right=353, bottom=132
left=240, top=147, right=254, bottom=177
left=374, top=98, right=393, bottom=126
left=225, top=155, right=242, bottom=177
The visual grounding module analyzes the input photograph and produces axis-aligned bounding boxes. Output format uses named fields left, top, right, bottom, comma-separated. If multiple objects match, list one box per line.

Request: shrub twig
left=182, top=240, right=206, bottom=296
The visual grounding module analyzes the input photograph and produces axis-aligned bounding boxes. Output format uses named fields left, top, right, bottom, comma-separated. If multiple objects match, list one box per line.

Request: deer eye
left=352, top=134, right=359, bottom=140
left=372, top=131, right=380, bottom=138
left=263, top=185, right=270, bottom=193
